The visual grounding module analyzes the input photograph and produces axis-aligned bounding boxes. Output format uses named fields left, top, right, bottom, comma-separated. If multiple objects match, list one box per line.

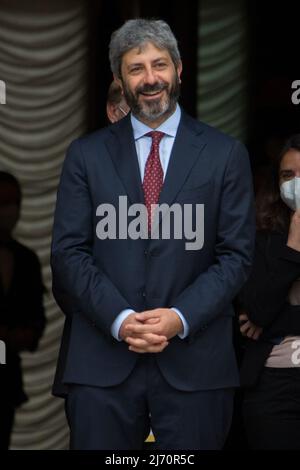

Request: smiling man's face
left=116, top=42, right=182, bottom=128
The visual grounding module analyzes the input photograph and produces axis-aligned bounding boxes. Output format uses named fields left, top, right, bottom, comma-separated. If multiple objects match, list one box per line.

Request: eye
left=129, top=66, right=143, bottom=74
left=155, top=62, right=167, bottom=69
left=280, top=170, right=295, bottom=180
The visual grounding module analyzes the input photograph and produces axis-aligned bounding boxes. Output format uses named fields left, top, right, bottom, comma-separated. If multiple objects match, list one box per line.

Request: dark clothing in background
left=0, top=239, right=46, bottom=449
left=243, top=367, right=300, bottom=450
left=239, top=230, right=300, bottom=388
left=0, top=402, right=14, bottom=450
left=238, top=230, right=300, bottom=449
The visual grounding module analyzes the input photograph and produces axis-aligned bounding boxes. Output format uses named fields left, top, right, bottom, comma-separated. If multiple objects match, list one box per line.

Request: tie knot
left=145, top=131, right=165, bottom=146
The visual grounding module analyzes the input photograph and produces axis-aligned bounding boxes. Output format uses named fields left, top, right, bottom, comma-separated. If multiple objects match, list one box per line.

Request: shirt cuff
left=111, top=308, right=135, bottom=341
left=171, top=307, right=189, bottom=339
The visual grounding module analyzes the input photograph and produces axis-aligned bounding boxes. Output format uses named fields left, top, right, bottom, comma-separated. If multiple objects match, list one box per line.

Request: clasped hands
left=120, top=308, right=183, bottom=353
left=239, top=312, right=263, bottom=340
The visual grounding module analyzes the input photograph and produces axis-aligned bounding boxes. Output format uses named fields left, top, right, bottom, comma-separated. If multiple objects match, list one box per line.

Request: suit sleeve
left=173, top=141, right=255, bottom=338
left=51, top=139, right=131, bottom=337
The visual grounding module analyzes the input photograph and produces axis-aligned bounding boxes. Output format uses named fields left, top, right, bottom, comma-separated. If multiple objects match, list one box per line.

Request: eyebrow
left=127, top=63, right=143, bottom=68
left=127, top=57, right=170, bottom=68
left=279, top=169, right=295, bottom=175
left=152, top=58, right=169, bottom=63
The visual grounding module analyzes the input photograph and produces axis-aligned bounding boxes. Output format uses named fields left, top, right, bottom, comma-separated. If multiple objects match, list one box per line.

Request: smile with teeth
left=140, top=90, right=164, bottom=97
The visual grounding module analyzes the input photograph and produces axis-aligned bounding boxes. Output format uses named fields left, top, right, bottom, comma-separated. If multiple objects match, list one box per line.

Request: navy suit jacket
left=51, top=111, right=255, bottom=397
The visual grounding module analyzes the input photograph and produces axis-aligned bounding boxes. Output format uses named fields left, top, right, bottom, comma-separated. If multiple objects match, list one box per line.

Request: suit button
left=144, top=250, right=148, bottom=256
left=142, top=292, right=146, bottom=298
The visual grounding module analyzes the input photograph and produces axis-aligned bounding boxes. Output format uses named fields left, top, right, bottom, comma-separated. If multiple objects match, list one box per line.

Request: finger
left=144, top=318, right=160, bottom=325
left=129, top=347, right=146, bottom=354
left=133, top=316, right=160, bottom=325
left=246, top=327, right=256, bottom=338
left=125, top=330, right=164, bottom=340
left=144, top=341, right=169, bottom=353
left=253, top=329, right=262, bottom=341
left=125, top=337, right=149, bottom=348
left=142, top=333, right=167, bottom=344
left=125, top=334, right=167, bottom=347
left=240, top=321, right=251, bottom=334
left=136, top=310, right=160, bottom=322
left=252, top=331, right=259, bottom=340
left=125, top=323, right=159, bottom=335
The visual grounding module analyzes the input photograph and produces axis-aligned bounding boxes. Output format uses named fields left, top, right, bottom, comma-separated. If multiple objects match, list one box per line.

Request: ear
left=177, top=61, right=183, bottom=84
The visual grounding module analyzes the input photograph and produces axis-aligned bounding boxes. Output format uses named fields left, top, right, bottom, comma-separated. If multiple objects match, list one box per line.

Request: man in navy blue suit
left=51, top=18, right=255, bottom=450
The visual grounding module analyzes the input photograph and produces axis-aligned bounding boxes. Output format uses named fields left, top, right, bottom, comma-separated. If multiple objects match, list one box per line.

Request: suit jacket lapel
left=159, top=112, right=206, bottom=206
left=105, top=115, right=144, bottom=206
left=151, top=111, right=207, bottom=234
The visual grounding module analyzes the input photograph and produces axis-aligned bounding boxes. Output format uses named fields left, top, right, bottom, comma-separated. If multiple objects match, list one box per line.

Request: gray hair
left=109, top=19, right=181, bottom=78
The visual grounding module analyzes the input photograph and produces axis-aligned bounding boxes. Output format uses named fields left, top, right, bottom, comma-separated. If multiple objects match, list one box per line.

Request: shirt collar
left=131, top=104, right=181, bottom=140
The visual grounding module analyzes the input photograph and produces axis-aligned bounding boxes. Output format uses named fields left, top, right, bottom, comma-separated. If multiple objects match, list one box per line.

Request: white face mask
left=280, top=176, right=300, bottom=211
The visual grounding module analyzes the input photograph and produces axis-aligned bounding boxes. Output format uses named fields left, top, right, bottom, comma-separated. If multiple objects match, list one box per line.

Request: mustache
left=136, top=82, right=168, bottom=95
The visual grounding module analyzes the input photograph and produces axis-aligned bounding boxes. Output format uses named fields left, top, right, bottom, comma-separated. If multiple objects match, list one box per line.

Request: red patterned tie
left=142, top=131, right=165, bottom=233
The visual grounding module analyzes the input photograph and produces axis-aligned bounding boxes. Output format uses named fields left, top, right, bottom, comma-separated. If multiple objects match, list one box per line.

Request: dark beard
left=122, top=74, right=180, bottom=123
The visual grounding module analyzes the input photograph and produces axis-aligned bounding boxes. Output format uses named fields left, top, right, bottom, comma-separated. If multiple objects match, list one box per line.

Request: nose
left=143, top=67, right=157, bottom=85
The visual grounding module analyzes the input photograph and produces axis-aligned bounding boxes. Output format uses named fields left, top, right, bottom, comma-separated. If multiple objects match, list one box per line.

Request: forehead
left=121, top=42, right=172, bottom=66
left=280, top=149, right=300, bottom=169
